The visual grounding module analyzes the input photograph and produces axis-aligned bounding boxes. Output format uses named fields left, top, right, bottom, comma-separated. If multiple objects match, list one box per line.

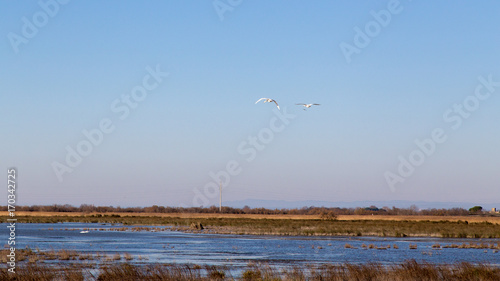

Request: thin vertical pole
left=219, top=180, right=222, bottom=213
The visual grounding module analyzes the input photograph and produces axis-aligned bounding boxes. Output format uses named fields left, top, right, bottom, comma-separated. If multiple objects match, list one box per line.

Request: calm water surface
left=10, top=223, right=500, bottom=267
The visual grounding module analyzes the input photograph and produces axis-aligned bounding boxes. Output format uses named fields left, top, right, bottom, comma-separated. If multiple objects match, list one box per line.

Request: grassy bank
left=4, top=213, right=500, bottom=238
left=6, top=211, right=500, bottom=223
left=1, top=260, right=499, bottom=280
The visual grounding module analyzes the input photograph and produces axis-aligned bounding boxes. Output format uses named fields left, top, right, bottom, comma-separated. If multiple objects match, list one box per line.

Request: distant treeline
left=0, top=204, right=484, bottom=216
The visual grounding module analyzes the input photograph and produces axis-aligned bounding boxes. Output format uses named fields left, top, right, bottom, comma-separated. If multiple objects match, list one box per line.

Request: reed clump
left=97, top=264, right=227, bottom=281
left=1, top=260, right=499, bottom=280
left=123, top=253, right=133, bottom=261
left=58, top=249, right=79, bottom=260
left=443, top=242, right=500, bottom=249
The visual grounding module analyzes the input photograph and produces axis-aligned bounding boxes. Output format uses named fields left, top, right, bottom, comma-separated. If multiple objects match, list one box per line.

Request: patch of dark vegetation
left=1, top=260, right=499, bottom=280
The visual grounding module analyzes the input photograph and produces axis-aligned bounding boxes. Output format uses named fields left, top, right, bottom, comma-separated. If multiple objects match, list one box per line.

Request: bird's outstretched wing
left=272, top=100, right=280, bottom=110
left=313, top=104, right=320, bottom=106
left=296, top=103, right=306, bottom=105
left=255, top=98, right=267, bottom=104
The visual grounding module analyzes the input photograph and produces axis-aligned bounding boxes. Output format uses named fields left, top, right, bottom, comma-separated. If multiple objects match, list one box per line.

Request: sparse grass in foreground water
left=1, top=260, right=499, bottom=281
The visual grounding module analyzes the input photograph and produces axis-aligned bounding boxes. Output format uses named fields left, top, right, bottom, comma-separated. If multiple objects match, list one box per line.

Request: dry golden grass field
left=4, top=211, right=500, bottom=224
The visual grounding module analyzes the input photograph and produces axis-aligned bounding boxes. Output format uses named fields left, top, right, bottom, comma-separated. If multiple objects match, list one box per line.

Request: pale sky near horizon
left=1, top=1, right=499, bottom=207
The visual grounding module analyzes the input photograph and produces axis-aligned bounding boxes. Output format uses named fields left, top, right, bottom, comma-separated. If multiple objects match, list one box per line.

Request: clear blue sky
left=1, top=1, right=499, bottom=207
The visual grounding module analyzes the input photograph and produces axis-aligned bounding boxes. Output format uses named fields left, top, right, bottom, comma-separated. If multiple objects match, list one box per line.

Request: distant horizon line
left=9, top=198, right=499, bottom=210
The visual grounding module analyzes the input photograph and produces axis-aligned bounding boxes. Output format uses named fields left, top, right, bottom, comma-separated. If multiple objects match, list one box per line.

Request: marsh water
left=11, top=223, right=500, bottom=267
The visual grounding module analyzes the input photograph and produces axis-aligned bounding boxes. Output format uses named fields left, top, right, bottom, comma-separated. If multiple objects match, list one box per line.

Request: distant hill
left=223, top=199, right=499, bottom=210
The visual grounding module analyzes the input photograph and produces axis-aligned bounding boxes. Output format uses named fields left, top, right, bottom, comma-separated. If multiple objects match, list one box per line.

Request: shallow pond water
left=9, top=222, right=500, bottom=268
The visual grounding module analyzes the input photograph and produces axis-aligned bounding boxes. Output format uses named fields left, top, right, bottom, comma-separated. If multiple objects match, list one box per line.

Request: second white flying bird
left=255, top=98, right=280, bottom=110
left=296, top=103, right=320, bottom=110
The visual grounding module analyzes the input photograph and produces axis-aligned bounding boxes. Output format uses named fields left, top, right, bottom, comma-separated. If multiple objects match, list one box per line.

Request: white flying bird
left=296, top=103, right=320, bottom=110
left=255, top=98, right=280, bottom=110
